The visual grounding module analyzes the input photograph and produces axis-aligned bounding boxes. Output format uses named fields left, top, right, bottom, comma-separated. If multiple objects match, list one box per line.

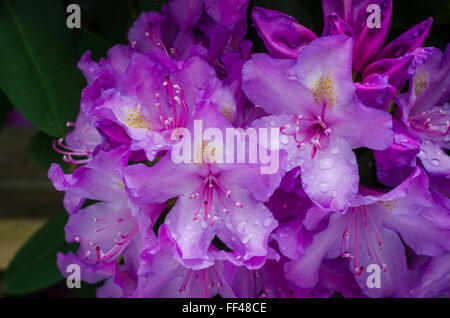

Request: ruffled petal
left=251, top=7, right=316, bottom=59
left=204, top=0, right=249, bottom=26
left=418, top=140, right=450, bottom=177
left=242, top=53, right=316, bottom=116
left=167, top=0, right=203, bottom=30
left=214, top=190, right=278, bottom=270
left=124, top=156, right=202, bottom=204
left=300, top=136, right=359, bottom=212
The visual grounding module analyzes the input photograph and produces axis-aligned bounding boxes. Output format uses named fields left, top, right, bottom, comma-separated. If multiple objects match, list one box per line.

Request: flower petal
left=300, top=136, right=359, bottom=212
left=251, top=7, right=316, bottom=59
left=242, top=54, right=316, bottom=116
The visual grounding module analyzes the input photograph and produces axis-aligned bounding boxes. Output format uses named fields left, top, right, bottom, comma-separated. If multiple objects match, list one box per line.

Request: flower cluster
left=49, top=0, right=450, bottom=298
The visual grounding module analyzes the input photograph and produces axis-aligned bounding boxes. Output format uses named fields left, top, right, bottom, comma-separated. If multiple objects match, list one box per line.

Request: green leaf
left=3, top=213, right=77, bottom=296
left=79, top=0, right=134, bottom=45
left=28, top=131, right=68, bottom=172
left=76, top=29, right=112, bottom=62
left=0, top=0, right=85, bottom=137
left=137, top=0, right=163, bottom=13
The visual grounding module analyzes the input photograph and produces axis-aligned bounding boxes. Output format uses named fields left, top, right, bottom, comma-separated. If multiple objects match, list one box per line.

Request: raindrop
left=332, top=190, right=338, bottom=198
left=280, top=135, right=289, bottom=145
left=330, top=147, right=340, bottom=155
left=319, top=158, right=335, bottom=170
left=242, top=234, right=254, bottom=244
left=430, top=159, right=440, bottom=166
left=263, top=218, right=273, bottom=228
left=318, top=183, right=329, bottom=193
left=270, top=120, right=276, bottom=126
left=237, top=222, right=246, bottom=233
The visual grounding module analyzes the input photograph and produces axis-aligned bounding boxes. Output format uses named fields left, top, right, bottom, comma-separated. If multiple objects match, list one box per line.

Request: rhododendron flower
left=375, top=45, right=450, bottom=184
left=41, top=0, right=449, bottom=299
left=124, top=101, right=285, bottom=269
left=243, top=35, right=393, bottom=212
left=284, top=168, right=450, bottom=297
left=251, top=1, right=433, bottom=110
left=409, top=252, right=450, bottom=297
left=50, top=146, right=166, bottom=263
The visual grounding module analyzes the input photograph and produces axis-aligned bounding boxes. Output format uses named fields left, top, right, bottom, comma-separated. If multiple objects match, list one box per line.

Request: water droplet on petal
left=330, top=147, right=340, bottom=155
left=318, top=183, right=329, bottom=193
left=270, top=120, right=276, bottom=126
left=242, top=234, right=253, bottom=244
left=319, top=158, right=335, bottom=170
left=237, top=222, right=246, bottom=233
left=430, top=159, right=440, bottom=166
left=200, top=221, right=208, bottom=229
left=280, top=135, right=289, bottom=145
left=263, top=218, right=273, bottom=228
left=332, top=190, right=338, bottom=198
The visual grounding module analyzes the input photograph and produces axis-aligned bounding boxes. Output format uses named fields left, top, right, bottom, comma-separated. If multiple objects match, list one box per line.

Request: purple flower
left=375, top=45, right=450, bottom=181
left=203, top=0, right=249, bottom=26
left=130, top=225, right=236, bottom=298
left=243, top=35, right=393, bottom=212
left=322, top=0, right=393, bottom=73
left=224, top=256, right=364, bottom=298
left=50, top=146, right=166, bottom=264
left=409, top=253, right=450, bottom=297
left=89, top=51, right=222, bottom=161
left=46, top=0, right=449, bottom=298
left=250, top=7, right=317, bottom=59
left=252, top=1, right=433, bottom=98
left=124, top=101, right=285, bottom=269
left=284, top=167, right=450, bottom=297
